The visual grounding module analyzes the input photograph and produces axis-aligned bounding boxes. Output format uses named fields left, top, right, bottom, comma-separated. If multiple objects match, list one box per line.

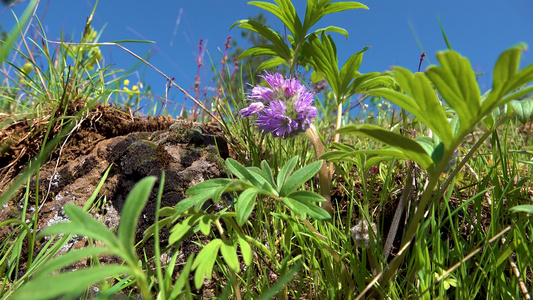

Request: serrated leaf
left=238, top=237, right=253, bottom=266
left=235, top=188, right=259, bottom=226
left=287, top=190, right=325, bottom=203
left=11, top=265, right=130, bottom=300
left=277, top=156, right=299, bottom=188
left=193, top=239, right=223, bottom=289
left=511, top=98, right=533, bottom=123
left=337, top=124, right=435, bottom=172
left=279, top=160, right=322, bottom=197
left=220, top=240, right=240, bottom=272
left=118, top=176, right=156, bottom=252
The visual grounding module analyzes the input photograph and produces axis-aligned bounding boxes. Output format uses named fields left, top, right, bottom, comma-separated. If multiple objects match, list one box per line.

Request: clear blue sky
left=2, top=0, right=533, bottom=113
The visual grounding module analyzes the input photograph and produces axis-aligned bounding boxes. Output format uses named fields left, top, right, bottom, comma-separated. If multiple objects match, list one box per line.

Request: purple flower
left=239, top=72, right=317, bottom=138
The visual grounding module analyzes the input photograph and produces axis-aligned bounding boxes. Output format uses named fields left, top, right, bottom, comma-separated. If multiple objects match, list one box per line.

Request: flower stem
left=305, top=124, right=333, bottom=213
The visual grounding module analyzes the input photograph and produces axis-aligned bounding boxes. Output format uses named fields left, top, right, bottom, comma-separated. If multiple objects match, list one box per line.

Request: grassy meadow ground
left=1, top=1, right=533, bottom=299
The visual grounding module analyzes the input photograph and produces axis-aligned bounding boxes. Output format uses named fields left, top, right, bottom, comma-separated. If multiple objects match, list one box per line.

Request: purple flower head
left=239, top=72, right=317, bottom=138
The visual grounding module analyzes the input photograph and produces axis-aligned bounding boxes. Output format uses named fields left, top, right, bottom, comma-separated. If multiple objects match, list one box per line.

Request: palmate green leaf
left=39, top=204, right=120, bottom=250
left=212, top=180, right=255, bottom=203
left=235, top=187, right=259, bottom=226
left=339, top=47, right=370, bottom=95
left=118, top=176, right=156, bottom=252
left=425, top=50, right=481, bottom=133
left=277, top=156, right=299, bottom=188
left=232, top=20, right=291, bottom=60
left=220, top=240, right=240, bottom=272
left=310, top=26, right=349, bottom=39
left=238, top=237, right=253, bottom=266
left=511, top=98, right=533, bottom=123
left=192, top=239, right=223, bottom=289
left=279, top=160, right=322, bottom=197
left=307, top=33, right=340, bottom=96
left=374, top=67, right=454, bottom=147
left=186, top=178, right=234, bottom=195
left=240, top=45, right=279, bottom=57
left=169, top=215, right=202, bottom=245
left=248, top=0, right=300, bottom=39
left=226, top=158, right=266, bottom=188
left=287, top=190, right=325, bottom=203
left=281, top=197, right=330, bottom=220
left=257, top=56, right=289, bottom=71
left=173, top=192, right=211, bottom=217
left=337, top=124, right=435, bottom=172
left=492, top=43, right=529, bottom=98
left=11, top=265, right=130, bottom=300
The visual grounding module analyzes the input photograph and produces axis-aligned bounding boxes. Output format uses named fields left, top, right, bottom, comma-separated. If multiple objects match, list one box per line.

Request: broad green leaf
left=186, top=178, right=234, bottom=195
left=220, top=240, right=240, bottom=272
left=198, top=215, right=212, bottom=236
left=277, top=156, right=299, bottom=188
left=169, top=215, right=202, bottom=245
left=364, top=156, right=395, bottom=171
left=322, top=2, right=368, bottom=15
left=212, top=180, right=254, bottom=203
left=248, top=0, right=300, bottom=39
left=235, top=188, right=259, bottom=226
left=240, top=45, right=279, bottom=57
left=339, top=47, right=370, bottom=93
left=11, top=265, right=130, bottom=300
left=39, top=205, right=120, bottom=250
left=347, top=72, right=395, bottom=95
left=174, top=192, right=211, bottom=217
left=310, top=26, right=349, bottom=39
left=193, top=239, right=223, bottom=289
left=281, top=197, right=330, bottom=220
left=142, top=216, right=172, bottom=243
left=492, top=43, right=528, bottom=98
left=261, top=160, right=276, bottom=188
left=337, top=124, right=435, bottom=172
left=118, top=176, right=157, bottom=252
left=511, top=98, right=533, bottom=123
left=232, top=20, right=291, bottom=60
left=279, top=160, right=322, bottom=197
left=425, top=50, right=481, bottom=132
left=238, top=237, right=253, bottom=266
left=34, top=247, right=111, bottom=279
left=287, top=190, right=325, bottom=203
left=226, top=158, right=264, bottom=187
left=257, top=56, right=289, bottom=71
left=377, top=67, right=454, bottom=147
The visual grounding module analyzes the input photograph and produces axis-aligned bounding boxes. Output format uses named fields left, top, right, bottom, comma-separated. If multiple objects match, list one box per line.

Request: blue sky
left=2, top=0, right=533, bottom=113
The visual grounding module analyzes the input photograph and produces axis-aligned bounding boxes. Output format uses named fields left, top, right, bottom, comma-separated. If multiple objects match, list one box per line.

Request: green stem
left=305, top=124, right=332, bottom=212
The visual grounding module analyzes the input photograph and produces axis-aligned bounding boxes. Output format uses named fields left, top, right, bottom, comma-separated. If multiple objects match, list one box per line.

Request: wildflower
left=239, top=72, right=317, bottom=138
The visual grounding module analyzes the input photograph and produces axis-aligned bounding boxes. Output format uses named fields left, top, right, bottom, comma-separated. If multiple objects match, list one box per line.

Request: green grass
left=1, top=1, right=533, bottom=299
